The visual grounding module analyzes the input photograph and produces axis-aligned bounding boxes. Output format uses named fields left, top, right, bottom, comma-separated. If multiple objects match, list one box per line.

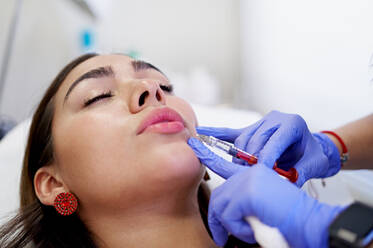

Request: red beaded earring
left=54, top=192, right=78, bottom=216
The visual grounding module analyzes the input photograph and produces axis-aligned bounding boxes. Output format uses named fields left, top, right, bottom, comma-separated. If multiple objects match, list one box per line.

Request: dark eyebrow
left=64, top=66, right=114, bottom=103
left=131, top=60, right=167, bottom=78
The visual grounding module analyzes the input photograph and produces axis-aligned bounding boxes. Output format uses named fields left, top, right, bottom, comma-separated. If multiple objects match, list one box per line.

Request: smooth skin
left=325, top=114, right=373, bottom=170
left=32, top=55, right=217, bottom=248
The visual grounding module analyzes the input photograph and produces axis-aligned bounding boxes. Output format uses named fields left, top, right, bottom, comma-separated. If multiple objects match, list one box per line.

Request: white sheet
left=0, top=118, right=31, bottom=220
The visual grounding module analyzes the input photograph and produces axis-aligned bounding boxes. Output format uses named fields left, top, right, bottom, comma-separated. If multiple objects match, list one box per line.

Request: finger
left=291, top=152, right=328, bottom=188
left=234, top=120, right=264, bottom=150
left=257, top=125, right=303, bottom=169
left=209, top=172, right=256, bottom=244
left=291, top=160, right=309, bottom=188
left=232, top=120, right=265, bottom=165
left=188, top=138, right=247, bottom=179
left=220, top=199, right=256, bottom=244
left=208, top=196, right=229, bottom=246
left=274, top=142, right=300, bottom=171
left=245, top=124, right=280, bottom=157
left=208, top=212, right=229, bottom=246
left=196, top=126, right=244, bottom=143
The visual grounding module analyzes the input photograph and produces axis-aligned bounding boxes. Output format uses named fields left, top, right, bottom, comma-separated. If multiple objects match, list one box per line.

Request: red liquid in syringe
left=230, top=148, right=298, bottom=183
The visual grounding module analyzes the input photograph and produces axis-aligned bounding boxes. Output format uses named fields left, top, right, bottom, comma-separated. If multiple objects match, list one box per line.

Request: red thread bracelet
left=321, top=130, right=349, bottom=165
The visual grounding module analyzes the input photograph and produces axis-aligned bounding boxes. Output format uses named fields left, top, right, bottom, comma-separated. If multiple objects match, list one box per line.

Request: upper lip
left=136, top=107, right=186, bottom=135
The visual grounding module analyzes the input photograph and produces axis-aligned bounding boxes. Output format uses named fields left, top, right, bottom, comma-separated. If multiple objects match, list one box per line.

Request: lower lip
left=143, top=121, right=185, bottom=134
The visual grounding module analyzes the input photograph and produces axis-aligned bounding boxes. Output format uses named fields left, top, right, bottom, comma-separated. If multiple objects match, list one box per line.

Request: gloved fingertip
left=208, top=214, right=229, bottom=246
left=196, top=126, right=212, bottom=134
left=257, top=158, right=275, bottom=169
left=187, top=137, right=212, bottom=158
left=187, top=137, right=202, bottom=146
left=245, top=235, right=257, bottom=244
left=293, top=169, right=306, bottom=188
left=257, top=151, right=278, bottom=168
left=213, top=234, right=228, bottom=247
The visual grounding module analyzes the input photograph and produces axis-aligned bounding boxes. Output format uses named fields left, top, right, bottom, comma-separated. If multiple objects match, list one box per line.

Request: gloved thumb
left=196, top=126, right=244, bottom=143
left=188, top=137, right=247, bottom=179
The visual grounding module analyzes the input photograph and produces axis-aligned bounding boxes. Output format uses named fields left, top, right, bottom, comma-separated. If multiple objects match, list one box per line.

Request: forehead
left=63, top=54, right=132, bottom=89
left=54, top=55, right=134, bottom=104
left=70, top=54, right=133, bottom=76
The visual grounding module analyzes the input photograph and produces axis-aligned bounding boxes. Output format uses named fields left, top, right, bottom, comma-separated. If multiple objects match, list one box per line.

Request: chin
left=149, top=142, right=204, bottom=188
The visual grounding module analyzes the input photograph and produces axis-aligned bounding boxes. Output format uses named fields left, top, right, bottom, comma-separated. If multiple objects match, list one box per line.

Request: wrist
left=329, top=202, right=373, bottom=247
left=313, top=133, right=341, bottom=177
left=323, top=133, right=343, bottom=155
left=279, top=191, right=338, bottom=248
left=280, top=189, right=346, bottom=248
left=304, top=203, right=347, bottom=248
left=321, top=130, right=349, bottom=166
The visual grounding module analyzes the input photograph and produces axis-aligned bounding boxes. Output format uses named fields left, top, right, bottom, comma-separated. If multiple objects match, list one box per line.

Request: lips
left=136, top=107, right=186, bottom=135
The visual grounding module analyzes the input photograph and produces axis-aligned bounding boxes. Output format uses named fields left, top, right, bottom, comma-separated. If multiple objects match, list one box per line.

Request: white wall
left=0, top=0, right=91, bottom=122
left=240, top=0, right=373, bottom=130
left=5, top=0, right=371, bottom=130
left=0, top=0, right=240, bottom=122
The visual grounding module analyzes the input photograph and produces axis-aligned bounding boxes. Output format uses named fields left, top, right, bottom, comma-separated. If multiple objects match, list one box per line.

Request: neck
left=83, top=192, right=218, bottom=248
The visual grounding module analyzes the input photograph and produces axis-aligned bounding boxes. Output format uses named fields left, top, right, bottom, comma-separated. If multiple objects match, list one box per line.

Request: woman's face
left=51, top=55, right=203, bottom=214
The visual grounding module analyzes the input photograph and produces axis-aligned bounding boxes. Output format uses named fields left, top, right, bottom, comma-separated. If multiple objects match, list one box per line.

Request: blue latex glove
left=196, top=110, right=341, bottom=187
left=188, top=138, right=345, bottom=247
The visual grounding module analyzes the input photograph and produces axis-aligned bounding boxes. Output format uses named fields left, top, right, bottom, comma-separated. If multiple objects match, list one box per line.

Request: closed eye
left=83, top=91, right=113, bottom=107
left=83, top=84, right=172, bottom=108
left=160, top=84, right=173, bottom=93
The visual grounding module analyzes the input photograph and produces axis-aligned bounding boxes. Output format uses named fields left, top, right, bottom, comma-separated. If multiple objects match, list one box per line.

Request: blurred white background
left=0, top=0, right=240, bottom=122
left=240, top=0, right=373, bottom=130
left=0, top=0, right=372, bottom=130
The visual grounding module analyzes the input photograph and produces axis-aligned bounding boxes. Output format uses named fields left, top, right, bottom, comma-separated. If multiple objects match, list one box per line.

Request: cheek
left=141, top=140, right=204, bottom=185
left=53, top=113, right=140, bottom=203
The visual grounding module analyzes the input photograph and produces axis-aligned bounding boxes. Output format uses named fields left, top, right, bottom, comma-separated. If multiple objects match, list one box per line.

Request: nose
left=129, top=80, right=166, bottom=113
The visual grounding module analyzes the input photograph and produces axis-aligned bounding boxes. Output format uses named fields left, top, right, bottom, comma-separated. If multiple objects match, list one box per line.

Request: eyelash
left=159, top=84, right=173, bottom=93
left=83, top=84, right=174, bottom=107
left=83, top=91, right=113, bottom=107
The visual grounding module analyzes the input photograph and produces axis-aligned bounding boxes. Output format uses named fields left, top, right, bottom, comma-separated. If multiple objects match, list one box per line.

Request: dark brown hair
left=0, top=53, right=99, bottom=248
left=0, top=53, right=253, bottom=248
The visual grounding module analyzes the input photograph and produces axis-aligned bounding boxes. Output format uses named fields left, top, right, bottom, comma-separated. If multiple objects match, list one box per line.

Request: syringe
left=197, top=134, right=293, bottom=247
left=197, top=134, right=298, bottom=183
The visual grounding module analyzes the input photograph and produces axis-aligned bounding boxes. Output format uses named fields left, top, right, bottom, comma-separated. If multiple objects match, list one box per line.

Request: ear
left=34, top=165, right=67, bottom=206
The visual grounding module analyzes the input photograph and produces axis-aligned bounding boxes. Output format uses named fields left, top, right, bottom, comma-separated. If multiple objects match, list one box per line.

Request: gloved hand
left=196, top=110, right=341, bottom=187
left=188, top=137, right=345, bottom=247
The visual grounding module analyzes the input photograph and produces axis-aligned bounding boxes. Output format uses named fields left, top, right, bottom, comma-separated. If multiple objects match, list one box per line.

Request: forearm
left=324, top=114, right=373, bottom=170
